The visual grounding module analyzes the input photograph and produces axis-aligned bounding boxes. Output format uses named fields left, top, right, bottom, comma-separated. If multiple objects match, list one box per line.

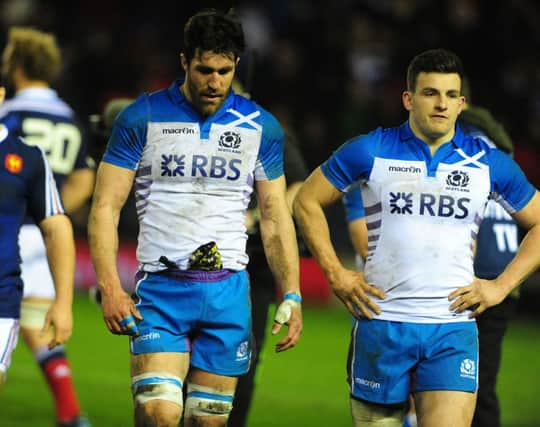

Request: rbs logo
left=419, top=193, right=470, bottom=219
left=192, top=155, right=241, bottom=180
left=389, top=192, right=470, bottom=219
left=161, top=153, right=241, bottom=181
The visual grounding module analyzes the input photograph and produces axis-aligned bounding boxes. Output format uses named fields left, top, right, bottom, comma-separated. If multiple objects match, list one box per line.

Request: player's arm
left=450, top=191, right=540, bottom=316
left=343, top=184, right=368, bottom=265
left=285, top=181, right=303, bottom=213
left=27, top=146, right=75, bottom=349
left=61, top=166, right=96, bottom=214
left=255, top=175, right=302, bottom=352
left=293, top=168, right=385, bottom=318
left=87, top=161, right=141, bottom=335
left=501, top=191, right=540, bottom=288
left=39, top=213, right=75, bottom=348
left=348, top=219, right=368, bottom=264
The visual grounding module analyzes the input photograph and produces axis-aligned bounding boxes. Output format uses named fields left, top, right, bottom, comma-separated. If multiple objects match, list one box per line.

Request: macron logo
left=134, top=332, right=161, bottom=343
left=355, top=378, right=381, bottom=389
left=162, top=128, right=195, bottom=135
left=388, top=165, right=422, bottom=173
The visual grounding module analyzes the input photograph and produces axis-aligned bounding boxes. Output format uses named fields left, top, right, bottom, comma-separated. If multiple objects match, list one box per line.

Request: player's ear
left=402, top=91, right=413, bottom=112
left=180, top=53, right=188, bottom=73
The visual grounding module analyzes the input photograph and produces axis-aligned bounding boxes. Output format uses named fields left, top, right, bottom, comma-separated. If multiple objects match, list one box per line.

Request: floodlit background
left=1, top=1, right=539, bottom=426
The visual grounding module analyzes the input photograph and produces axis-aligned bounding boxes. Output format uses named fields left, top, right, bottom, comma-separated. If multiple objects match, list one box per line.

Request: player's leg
left=413, top=321, right=478, bottom=427
left=350, top=397, right=405, bottom=426
left=131, top=352, right=189, bottom=427
left=348, top=319, right=414, bottom=426
left=19, top=226, right=88, bottom=427
left=472, top=297, right=517, bottom=427
left=402, top=394, right=417, bottom=427
left=130, top=270, right=215, bottom=426
left=20, top=296, right=90, bottom=426
left=184, top=368, right=237, bottom=427
left=415, top=390, right=476, bottom=427
left=0, top=318, right=20, bottom=389
left=189, top=270, right=252, bottom=426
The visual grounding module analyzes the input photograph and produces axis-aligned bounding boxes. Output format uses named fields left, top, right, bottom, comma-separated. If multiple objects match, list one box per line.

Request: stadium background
left=1, top=1, right=539, bottom=426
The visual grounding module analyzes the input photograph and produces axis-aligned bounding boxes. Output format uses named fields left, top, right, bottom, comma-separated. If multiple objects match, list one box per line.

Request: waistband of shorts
left=138, top=268, right=239, bottom=282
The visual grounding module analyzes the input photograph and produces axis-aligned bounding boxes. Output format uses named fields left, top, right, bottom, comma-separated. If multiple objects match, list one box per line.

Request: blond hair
left=4, top=27, right=61, bottom=83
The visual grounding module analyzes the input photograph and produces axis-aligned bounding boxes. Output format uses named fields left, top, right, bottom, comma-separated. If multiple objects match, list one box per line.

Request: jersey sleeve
left=489, top=149, right=536, bottom=213
left=102, top=96, right=148, bottom=170
left=343, top=182, right=365, bottom=222
left=27, top=146, right=65, bottom=223
left=321, top=132, right=376, bottom=191
left=254, top=110, right=284, bottom=181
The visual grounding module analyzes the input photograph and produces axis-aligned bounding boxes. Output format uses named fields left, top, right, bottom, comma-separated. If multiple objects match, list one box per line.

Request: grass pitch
left=3, top=294, right=539, bottom=426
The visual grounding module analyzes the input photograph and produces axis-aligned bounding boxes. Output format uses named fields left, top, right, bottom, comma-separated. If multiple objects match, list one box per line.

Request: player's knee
left=19, top=300, right=49, bottom=329
left=350, top=397, right=405, bottom=427
left=131, top=372, right=183, bottom=407
left=134, top=399, right=182, bottom=427
left=184, top=383, right=234, bottom=419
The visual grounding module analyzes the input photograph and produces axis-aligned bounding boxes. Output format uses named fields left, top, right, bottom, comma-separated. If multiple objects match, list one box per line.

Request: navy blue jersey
left=473, top=200, right=518, bottom=279
left=0, top=87, right=93, bottom=191
left=0, top=124, right=64, bottom=317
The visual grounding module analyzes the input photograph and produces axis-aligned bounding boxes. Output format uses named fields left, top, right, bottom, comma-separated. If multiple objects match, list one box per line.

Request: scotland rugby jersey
left=323, top=122, right=535, bottom=322
left=103, top=79, right=284, bottom=272
left=0, top=125, right=64, bottom=317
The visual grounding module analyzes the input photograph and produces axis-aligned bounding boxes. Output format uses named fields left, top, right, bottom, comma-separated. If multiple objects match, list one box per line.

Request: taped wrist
left=274, top=293, right=301, bottom=324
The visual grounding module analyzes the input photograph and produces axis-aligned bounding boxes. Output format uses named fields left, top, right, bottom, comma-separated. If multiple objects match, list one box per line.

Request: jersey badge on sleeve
left=4, top=153, right=23, bottom=174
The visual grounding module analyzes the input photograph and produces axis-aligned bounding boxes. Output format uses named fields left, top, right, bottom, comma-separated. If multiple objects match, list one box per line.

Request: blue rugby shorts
left=347, top=319, right=478, bottom=404
left=130, top=269, right=252, bottom=376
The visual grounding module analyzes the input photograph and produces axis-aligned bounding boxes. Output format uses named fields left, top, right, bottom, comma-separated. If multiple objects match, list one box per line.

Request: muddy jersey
left=0, top=125, right=63, bottom=317
left=322, top=122, right=535, bottom=322
left=103, top=79, right=284, bottom=272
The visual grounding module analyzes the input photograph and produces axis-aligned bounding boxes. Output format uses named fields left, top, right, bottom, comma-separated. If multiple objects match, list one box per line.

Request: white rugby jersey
left=103, top=79, right=284, bottom=271
left=323, top=122, right=535, bottom=322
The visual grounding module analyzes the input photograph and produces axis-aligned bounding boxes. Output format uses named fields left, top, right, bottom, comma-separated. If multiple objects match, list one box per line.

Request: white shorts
left=19, top=224, right=55, bottom=299
left=0, top=318, right=20, bottom=374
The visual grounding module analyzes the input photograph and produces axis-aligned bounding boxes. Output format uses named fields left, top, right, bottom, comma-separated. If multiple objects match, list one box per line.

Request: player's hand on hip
left=330, top=269, right=385, bottom=319
left=100, top=287, right=143, bottom=336
left=41, top=302, right=73, bottom=349
left=272, top=293, right=303, bottom=352
left=448, top=277, right=507, bottom=318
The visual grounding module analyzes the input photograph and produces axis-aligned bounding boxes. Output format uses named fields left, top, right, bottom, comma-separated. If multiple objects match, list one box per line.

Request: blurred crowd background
left=1, top=0, right=539, bottom=306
